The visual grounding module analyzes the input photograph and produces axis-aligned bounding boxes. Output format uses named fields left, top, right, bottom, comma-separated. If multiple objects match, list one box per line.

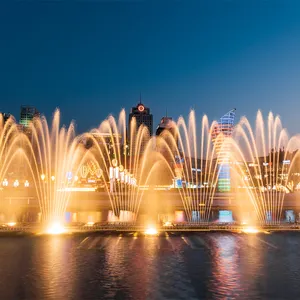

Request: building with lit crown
left=128, top=99, right=153, bottom=156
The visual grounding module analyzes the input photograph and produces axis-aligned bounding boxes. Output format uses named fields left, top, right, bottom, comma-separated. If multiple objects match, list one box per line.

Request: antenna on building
left=139, top=92, right=142, bottom=104
left=166, top=108, right=168, bottom=117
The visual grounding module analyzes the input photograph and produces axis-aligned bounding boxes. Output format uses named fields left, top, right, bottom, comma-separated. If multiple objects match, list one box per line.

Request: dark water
left=0, top=232, right=299, bottom=300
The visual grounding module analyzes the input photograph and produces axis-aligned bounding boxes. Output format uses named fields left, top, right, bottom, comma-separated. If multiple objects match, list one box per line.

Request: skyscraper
left=128, top=99, right=153, bottom=156
left=211, top=108, right=236, bottom=192
left=129, top=100, right=153, bottom=136
left=20, top=106, right=39, bottom=128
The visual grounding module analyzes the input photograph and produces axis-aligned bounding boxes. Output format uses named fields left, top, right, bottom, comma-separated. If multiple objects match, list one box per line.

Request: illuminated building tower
left=20, top=105, right=39, bottom=128
left=128, top=98, right=153, bottom=156
left=211, top=108, right=236, bottom=192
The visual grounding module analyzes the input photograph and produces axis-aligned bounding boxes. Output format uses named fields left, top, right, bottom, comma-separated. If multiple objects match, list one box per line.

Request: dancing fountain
left=83, top=109, right=162, bottom=223
left=227, top=110, right=300, bottom=225
left=21, top=109, right=88, bottom=232
left=1, top=108, right=300, bottom=232
left=155, top=110, right=222, bottom=223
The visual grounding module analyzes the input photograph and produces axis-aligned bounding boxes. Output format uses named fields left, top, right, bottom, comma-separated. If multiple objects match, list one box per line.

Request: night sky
left=1, top=1, right=300, bottom=134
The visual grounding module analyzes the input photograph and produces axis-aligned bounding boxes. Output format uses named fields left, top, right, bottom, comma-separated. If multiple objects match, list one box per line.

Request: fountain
left=20, top=109, right=88, bottom=230
left=82, top=109, right=161, bottom=223
left=155, top=110, right=222, bottom=223
left=0, top=114, right=22, bottom=185
left=227, top=110, right=300, bottom=225
left=1, top=108, right=300, bottom=231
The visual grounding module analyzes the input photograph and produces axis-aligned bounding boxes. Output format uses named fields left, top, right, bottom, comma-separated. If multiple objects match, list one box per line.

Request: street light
left=13, top=179, right=19, bottom=187
left=2, top=179, right=8, bottom=187
left=41, top=174, right=45, bottom=181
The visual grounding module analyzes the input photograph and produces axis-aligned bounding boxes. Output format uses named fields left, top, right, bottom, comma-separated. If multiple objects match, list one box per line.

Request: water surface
left=0, top=232, right=299, bottom=299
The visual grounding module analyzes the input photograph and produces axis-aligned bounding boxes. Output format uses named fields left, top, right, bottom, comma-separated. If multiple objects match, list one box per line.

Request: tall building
left=129, top=100, right=153, bottom=136
left=128, top=99, right=153, bottom=156
left=212, top=108, right=236, bottom=192
left=20, top=106, right=39, bottom=128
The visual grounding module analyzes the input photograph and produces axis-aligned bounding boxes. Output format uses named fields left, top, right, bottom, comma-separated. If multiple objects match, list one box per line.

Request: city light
left=86, top=221, right=95, bottom=226
left=2, top=179, right=8, bottom=187
left=7, top=222, right=16, bottom=227
left=24, top=180, right=29, bottom=187
left=46, top=222, right=66, bottom=235
left=41, top=174, right=45, bottom=181
left=145, top=226, right=158, bottom=235
left=241, top=227, right=259, bottom=234
left=13, top=179, right=19, bottom=187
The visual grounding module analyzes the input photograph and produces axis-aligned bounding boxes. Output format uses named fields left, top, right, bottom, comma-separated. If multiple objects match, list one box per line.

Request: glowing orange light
left=138, top=105, right=145, bottom=112
left=145, top=226, right=158, bottom=235
left=46, top=222, right=66, bottom=235
left=241, top=226, right=259, bottom=234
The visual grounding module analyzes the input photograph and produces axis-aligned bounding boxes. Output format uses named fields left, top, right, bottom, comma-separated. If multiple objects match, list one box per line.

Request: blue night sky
left=1, top=1, right=300, bottom=134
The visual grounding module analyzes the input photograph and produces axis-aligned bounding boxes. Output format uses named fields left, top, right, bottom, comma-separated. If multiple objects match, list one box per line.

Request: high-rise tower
left=211, top=108, right=236, bottom=192
left=128, top=98, right=153, bottom=156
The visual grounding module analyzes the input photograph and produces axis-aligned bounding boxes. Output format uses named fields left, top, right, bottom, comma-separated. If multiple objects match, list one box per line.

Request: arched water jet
left=84, top=110, right=158, bottom=223
left=20, top=109, right=88, bottom=228
left=228, top=111, right=297, bottom=225
left=155, top=110, right=220, bottom=223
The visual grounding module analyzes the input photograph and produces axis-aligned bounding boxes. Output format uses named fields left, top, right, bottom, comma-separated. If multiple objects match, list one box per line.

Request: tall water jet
left=82, top=109, right=159, bottom=223
left=155, top=110, right=221, bottom=223
left=0, top=114, right=22, bottom=183
left=22, top=109, right=87, bottom=228
left=227, top=110, right=300, bottom=224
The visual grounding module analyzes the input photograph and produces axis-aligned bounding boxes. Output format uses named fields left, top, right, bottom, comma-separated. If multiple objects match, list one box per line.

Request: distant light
left=145, top=226, right=158, bottom=235
left=163, top=221, right=172, bottom=227
left=7, top=222, right=16, bottom=227
left=86, top=221, right=95, bottom=227
left=46, top=222, right=66, bottom=235
left=242, top=227, right=259, bottom=234
left=138, top=105, right=145, bottom=112
left=13, top=180, right=19, bottom=187
left=51, top=175, right=55, bottom=181
left=24, top=180, right=29, bottom=187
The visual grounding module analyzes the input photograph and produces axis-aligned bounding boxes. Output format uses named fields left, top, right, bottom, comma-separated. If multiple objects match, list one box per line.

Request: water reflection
left=0, top=233, right=299, bottom=299
left=37, top=236, right=76, bottom=300
left=208, top=234, right=242, bottom=298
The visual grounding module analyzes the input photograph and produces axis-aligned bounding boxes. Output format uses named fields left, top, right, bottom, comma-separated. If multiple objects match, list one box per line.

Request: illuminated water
left=0, top=233, right=299, bottom=299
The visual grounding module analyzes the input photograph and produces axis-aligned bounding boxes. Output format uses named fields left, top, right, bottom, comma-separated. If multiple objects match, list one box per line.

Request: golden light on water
left=241, top=226, right=259, bottom=234
left=46, top=222, right=66, bottom=235
left=145, top=226, right=158, bottom=235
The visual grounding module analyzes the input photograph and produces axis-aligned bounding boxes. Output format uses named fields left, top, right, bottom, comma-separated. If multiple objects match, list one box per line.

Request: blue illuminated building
left=212, top=109, right=236, bottom=192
